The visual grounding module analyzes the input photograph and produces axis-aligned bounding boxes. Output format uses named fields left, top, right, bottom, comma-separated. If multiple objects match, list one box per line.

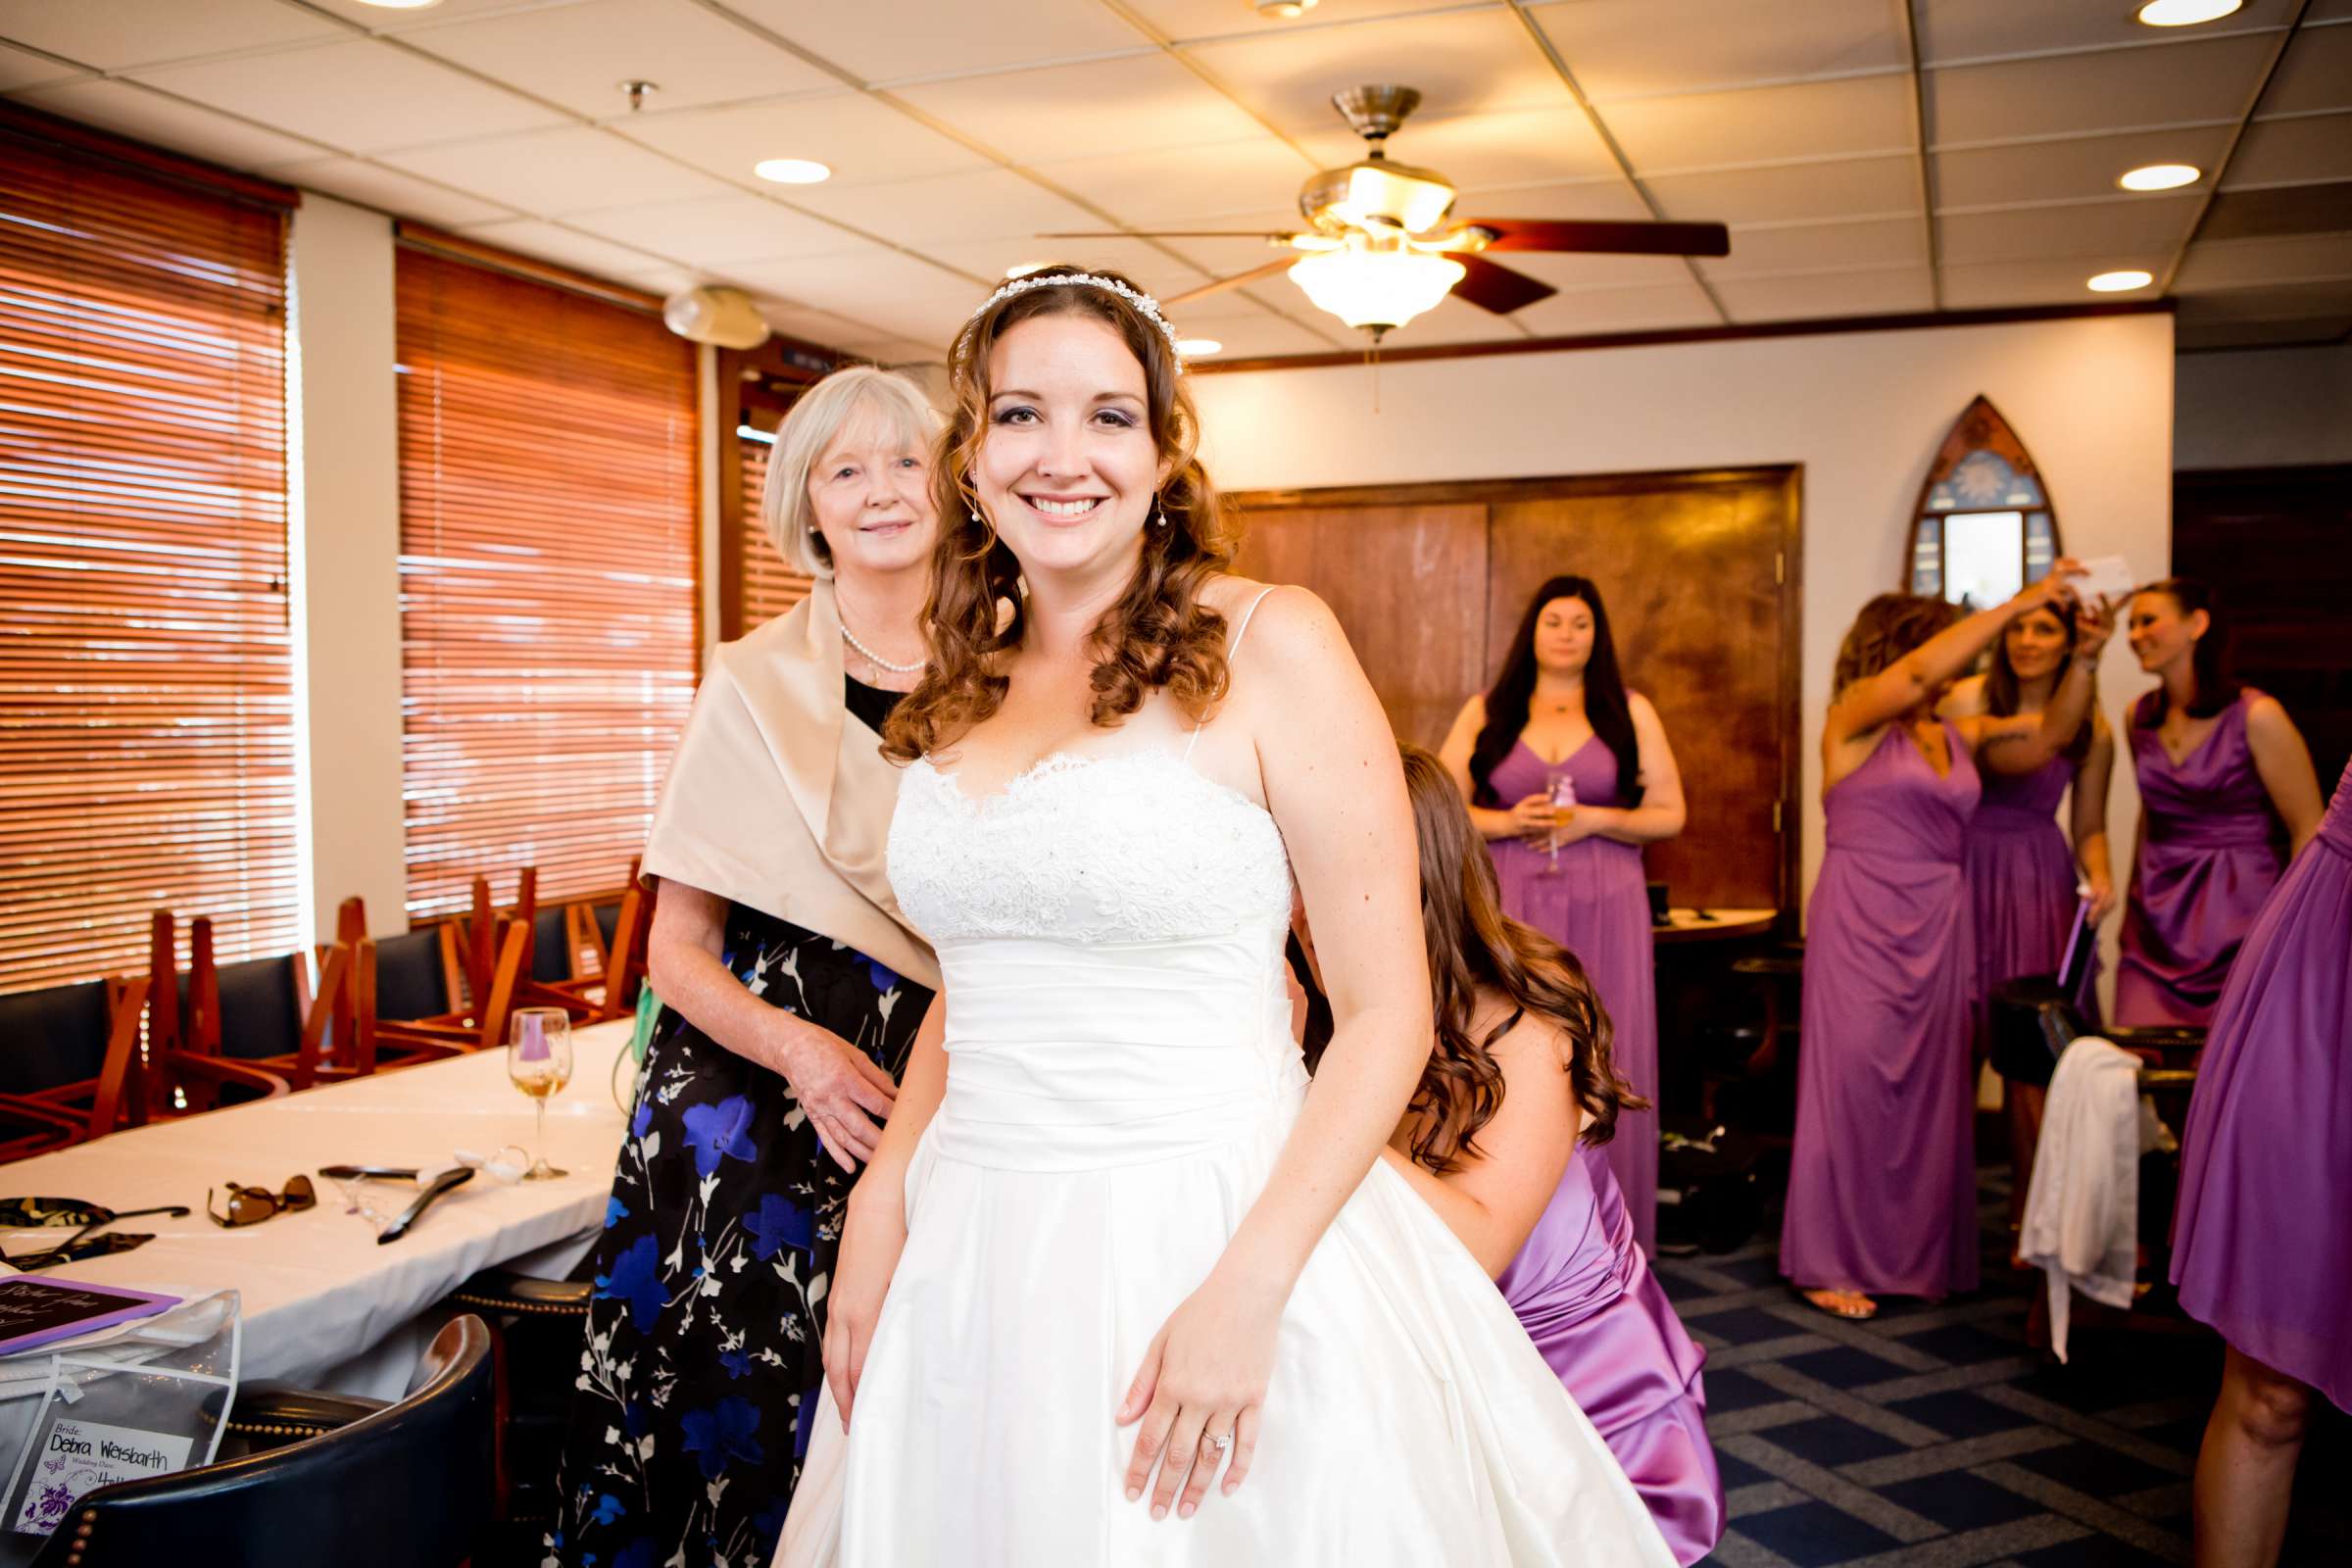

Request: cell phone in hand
left=2073, top=555, right=2136, bottom=608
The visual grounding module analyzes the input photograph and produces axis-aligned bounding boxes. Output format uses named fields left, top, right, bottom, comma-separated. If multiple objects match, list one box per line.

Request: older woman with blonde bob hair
left=779, top=268, right=1674, bottom=1565
left=555, top=365, right=944, bottom=1567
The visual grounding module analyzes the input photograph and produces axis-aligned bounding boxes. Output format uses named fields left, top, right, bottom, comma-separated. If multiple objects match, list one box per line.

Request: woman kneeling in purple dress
left=1292, top=745, right=1723, bottom=1565
left=1781, top=568, right=2112, bottom=1320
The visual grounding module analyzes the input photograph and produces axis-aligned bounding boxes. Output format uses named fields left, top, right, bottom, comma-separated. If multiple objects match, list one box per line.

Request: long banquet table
left=0, top=1019, right=632, bottom=1395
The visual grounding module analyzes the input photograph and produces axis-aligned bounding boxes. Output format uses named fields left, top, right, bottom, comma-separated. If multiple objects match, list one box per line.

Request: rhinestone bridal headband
left=965, top=271, right=1185, bottom=365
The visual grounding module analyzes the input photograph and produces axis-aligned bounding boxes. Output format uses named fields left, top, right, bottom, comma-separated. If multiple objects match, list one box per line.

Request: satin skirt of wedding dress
left=775, top=750, right=1677, bottom=1566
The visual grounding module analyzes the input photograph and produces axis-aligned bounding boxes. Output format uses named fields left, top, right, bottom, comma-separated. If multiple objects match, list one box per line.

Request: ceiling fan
left=1044, top=84, right=1730, bottom=342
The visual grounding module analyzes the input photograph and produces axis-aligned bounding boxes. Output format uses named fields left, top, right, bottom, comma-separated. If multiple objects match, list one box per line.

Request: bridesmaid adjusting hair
left=1440, top=575, right=1685, bottom=1253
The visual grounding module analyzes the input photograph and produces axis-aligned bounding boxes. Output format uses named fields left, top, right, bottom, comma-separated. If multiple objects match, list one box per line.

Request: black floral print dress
left=551, top=680, right=930, bottom=1568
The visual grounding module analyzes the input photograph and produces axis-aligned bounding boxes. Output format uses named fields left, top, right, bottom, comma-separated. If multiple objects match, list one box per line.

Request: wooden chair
left=374, top=919, right=533, bottom=1055
left=0, top=977, right=147, bottom=1158
left=515, top=879, right=654, bottom=1024
left=134, top=913, right=294, bottom=1119
left=183, top=920, right=467, bottom=1091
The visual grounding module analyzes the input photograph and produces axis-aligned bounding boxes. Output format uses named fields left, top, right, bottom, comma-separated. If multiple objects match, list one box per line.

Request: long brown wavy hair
left=1986, top=598, right=2093, bottom=763
left=1306, top=745, right=1642, bottom=1176
left=881, top=266, right=1241, bottom=761
left=1833, top=592, right=1962, bottom=696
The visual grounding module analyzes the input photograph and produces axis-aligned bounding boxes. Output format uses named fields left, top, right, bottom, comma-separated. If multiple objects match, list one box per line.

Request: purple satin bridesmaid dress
left=2116, top=692, right=2282, bottom=1027
left=1781, top=722, right=1982, bottom=1298
left=1499, top=1145, right=1723, bottom=1564
left=1967, top=756, right=2095, bottom=1018
left=2170, top=760, right=2352, bottom=1413
left=1489, top=736, right=1659, bottom=1253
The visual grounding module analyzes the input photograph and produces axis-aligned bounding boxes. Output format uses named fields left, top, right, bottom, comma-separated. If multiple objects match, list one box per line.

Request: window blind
left=394, top=243, right=699, bottom=922
left=736, top=428, right=813, bottom=631
left=0, top=117, right=297, bottom=995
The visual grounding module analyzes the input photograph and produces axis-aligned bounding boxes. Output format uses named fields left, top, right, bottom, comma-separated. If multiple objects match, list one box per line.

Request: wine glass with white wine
left=507, top=1006, right=574, bottom=1181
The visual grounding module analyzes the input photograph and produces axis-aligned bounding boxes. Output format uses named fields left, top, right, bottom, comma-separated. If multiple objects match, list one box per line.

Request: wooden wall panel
left=1232, top=504, right=1489, bottom=751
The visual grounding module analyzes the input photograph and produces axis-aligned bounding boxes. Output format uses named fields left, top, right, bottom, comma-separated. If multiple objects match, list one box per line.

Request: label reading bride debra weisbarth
left=9, top=1419, right=193, bottom=1536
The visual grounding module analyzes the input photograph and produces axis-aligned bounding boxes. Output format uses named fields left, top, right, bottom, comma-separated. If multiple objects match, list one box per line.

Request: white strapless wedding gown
left=777, top=745, right=1674, bottom=1567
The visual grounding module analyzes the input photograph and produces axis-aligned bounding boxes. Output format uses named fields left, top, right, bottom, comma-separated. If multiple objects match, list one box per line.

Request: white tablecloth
left=0, top=1020, right=633, bottom=1396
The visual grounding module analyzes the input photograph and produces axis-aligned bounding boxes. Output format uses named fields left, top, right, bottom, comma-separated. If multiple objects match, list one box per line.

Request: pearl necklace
left=836, top=606, right=923, bottom=675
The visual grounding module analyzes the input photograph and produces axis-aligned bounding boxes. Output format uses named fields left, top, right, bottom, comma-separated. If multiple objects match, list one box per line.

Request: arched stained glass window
left=1906, top=396, right=2061, bottom=609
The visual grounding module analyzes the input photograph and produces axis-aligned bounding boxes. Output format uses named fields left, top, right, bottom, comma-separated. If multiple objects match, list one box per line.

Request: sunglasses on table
left=2, top=1205, right=192, bottom=1271
left=206, top=1175, right=317, bottom=1229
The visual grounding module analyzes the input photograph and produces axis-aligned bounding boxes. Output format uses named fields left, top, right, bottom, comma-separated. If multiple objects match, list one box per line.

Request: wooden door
left=1231, top=468, right=1800, bottom=916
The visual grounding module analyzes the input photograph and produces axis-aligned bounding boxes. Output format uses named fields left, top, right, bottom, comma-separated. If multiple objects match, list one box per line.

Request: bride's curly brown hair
left=880, top=266, right=1241, bottom=762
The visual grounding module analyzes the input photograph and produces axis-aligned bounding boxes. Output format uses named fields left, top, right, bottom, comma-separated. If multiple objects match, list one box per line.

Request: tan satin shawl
left=641, top=579, right=939, bottom=990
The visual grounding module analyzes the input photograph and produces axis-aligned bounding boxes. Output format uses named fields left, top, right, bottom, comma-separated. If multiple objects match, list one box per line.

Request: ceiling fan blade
left=1160, top=256, right=1298, bottom=308
left=1464, top=218, right=1731, bottom=258
left=1451, top=254, right=1557, bottom=316
left=1038, top=230, right=1296, bottom=240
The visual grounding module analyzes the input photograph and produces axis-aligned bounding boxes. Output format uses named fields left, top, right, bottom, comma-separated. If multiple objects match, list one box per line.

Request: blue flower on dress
left=681, top=1095, right=758, bottom=1178
left=612, top=1541, right=658, bottom=1568
left=717, top=1345, right=752, bottom=1380
left=603, top=1196, right=629, bottom=1229
left=743, top=1192, right=811, bottom=1261
left=630, top=1098, right=654, bottom=1140
left=588, top=1494, right=625, bottom=1527
left=679, top=1396, right=763, bottom=1480
left=753, top=1495, right=791, bottom=1545
left=863, top=956, right=901, bottom=994
left=596, top=1235, right=665, bottom=1333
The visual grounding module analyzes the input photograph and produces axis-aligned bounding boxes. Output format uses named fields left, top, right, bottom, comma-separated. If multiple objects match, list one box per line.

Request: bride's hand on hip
left=822, top=1182, right=906, bottom=1431
left=769, top=1017, right=898, bottom=1173
left=1115, top=1270, right=1283, bottom=1519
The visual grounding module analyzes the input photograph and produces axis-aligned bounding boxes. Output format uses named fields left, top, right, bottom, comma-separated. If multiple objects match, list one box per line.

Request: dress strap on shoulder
left=1185, top=586, right=1281, bottom=759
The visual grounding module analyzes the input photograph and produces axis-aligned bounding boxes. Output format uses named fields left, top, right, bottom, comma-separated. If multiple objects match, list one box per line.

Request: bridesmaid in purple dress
left=1782, top=572, right=2111, bottom=1319
left=1440, top=576, right=1686, bottom=1254
left=1294, top=746, right=1721, bottom=1564
left=1938, top=599, right=2117, bottom=1238
left=2116, top=579, right=2323, bottom=1028
left=2171, top=759, right=2352, bottom=1567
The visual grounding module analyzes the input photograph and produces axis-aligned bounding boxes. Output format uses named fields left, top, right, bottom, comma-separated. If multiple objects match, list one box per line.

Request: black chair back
left=33, top=1316, right=496, bottom=1567
left=0, top=980, right=110, bottom=1095
left=211, top=956, right=305, bottom=1061
left=371, top=930, right=450, bottom=1022
left=530, top=907, right=570, bottom=983
left=1986, top=977, right=2086, bottom=1089
left=594, top=898, right=619, bottom=947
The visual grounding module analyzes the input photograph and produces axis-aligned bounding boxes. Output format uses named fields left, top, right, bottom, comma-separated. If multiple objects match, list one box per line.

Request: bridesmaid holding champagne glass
left=1442, top=575, right=1686, bottom=1253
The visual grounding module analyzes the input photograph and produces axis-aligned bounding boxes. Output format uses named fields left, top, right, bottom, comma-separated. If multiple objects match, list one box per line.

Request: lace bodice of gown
left=891, top=749, right=1294, bottom=947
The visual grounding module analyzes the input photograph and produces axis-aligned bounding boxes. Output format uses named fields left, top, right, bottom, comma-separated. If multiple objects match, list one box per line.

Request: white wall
left=1192, top=314, right=2177, bottom=950
left=289, top=196, right=406, bottom=941
left=2174, top=343, right=2352, bottom=470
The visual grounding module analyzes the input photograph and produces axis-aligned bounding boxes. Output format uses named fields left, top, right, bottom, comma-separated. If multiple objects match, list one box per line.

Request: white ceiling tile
left=1450, top=179, right=1657, bottom=224
left=11, top=78, right=331, bottom=170
left=0, top=0, right=342, bottom=72
left=454, top=218, right=682, bottom=278
left=2222, top=111, right=2352, bottom=188
left=920, top=236, right=1218, bottom=299
left=722, top=0, right=1151, bottom=82
left=1926, top=34, right=2275, bottom=148
left=1914, top=0, right=2303, bottom=64
left=1600, top=74, right=1914, bottom=173
left=1712, top=265, right=1934, bottom=321
left=613, top=261, right=702, bottom=295
left=271, top=156, right=517, bottom=226
left=2176, top=233, right=2352, bottom=292
left=303, top=0, right=599, bottom=30
left=1126, top=0, right=1484, bottom=45
left=126, top=37, right=566, bottom=155
left=1381, top=292, right=1535, bottom=344
left=2314, top=1, right=2352, bottom=19
left=405, top=0, right=836, bottom=119
left=1937, top=195, right=2202, bottom=265
left=2259, top=23, right=2352, bottom=118
left=750, top=298, right=892, bottom=349
left=1114, top=213, right=1321, bottom=279
left=1698, top=217, right=1927, bottom=279
left=1507, top=279, right=1720, bottom=336
left=383, top=125, right=730, bottom=214
left=1154, top=304, right=1335, bottom=359
left=1027, top=137, right=1318, bottom=226
left=2172, top=276, right=2352, bottom=321
left=1934, top=125, right=2235, bottom=208
left=890, top=53, right=1266, bottom=165
left=778, top=167, right=1102, bottom=247
left=618, top=90, right=991, bottom=187
left=1533, top=0, right=1904, bottom=101
left=1645, top=156, right=1920, bottom=222
left=1939, top=255, right=2170, bottom=309
left=1497, top=248, right=1719, bottom=293
left=1293, top=105, right=1622, bottom=191
left=564, top=191, right=868, bottom=263
left=0, top=41, right=86, bottom=92
left=1183, top=9, right=1568, bottom=139
left=724, top=250, right=984, bottom=327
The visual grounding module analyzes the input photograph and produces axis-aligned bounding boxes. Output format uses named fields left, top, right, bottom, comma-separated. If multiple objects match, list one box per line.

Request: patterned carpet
left=1673, top=1169, right=2350, bottom=1568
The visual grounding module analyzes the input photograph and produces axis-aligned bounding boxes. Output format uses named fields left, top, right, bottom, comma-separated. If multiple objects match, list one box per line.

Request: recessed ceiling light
left=1175, top=338, right=1223, bottom=357
left=354, top=0, right=446, bottom=9
left=2087, top=270, right=2155, bottom=293
left=753, top=158, right=831, bottom=185
left=1004, top=262, right=1055, bottom=278
left=2118, top=163, right=2202, bottom=191
left=2134, top=0, right=2242, bottom=25
left=1255, top=0, right=1320, bottom=17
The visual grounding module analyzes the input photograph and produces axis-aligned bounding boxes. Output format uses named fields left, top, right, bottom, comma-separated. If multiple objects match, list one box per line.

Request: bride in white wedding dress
left=776, top=266, right=1672, bottom=1567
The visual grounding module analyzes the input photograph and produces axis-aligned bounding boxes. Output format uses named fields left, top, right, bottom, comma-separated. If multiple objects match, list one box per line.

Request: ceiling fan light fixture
left=1288, top=248, right=1464, bottom=335
left=754, top=158, right=831, bottom=185
left=2117, top=163, right=2201, bottom=191
left=1302, top=159, right=1457, bottom=235
left=2085, top=269, right=2155, bottom=293
left=1175, top=337, right=1224, bottom=357
left=1254, top=0, right=1320, bottom=16
left=2133, top=0, right=2242, bottom=24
